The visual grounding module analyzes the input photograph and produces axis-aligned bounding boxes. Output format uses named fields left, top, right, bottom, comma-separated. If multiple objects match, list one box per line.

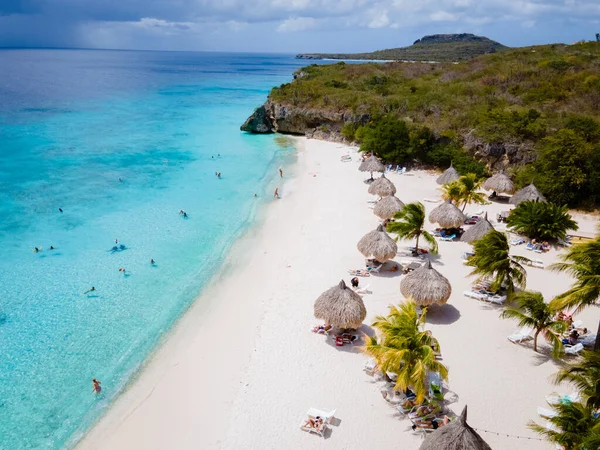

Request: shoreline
left=78, top=137, right=600, bottom=450
left=74, top=139, right=303, bottom=449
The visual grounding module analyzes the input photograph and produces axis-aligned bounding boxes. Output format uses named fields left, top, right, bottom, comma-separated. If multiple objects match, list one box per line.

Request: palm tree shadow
left=426, top=304, right=461, bottom=325
left=372, top=261, right=403, bottom=278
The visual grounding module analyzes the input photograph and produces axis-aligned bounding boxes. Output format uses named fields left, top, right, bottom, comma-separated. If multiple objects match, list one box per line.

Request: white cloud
left=430, top=11, right=460, bottom=21
left=368, top=10, right=390, bottom=28
left=276, top=16, right=317, bottom=32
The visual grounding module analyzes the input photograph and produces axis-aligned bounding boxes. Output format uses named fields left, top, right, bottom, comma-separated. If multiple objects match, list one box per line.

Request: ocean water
left=0, top=49, right=312, bottom=449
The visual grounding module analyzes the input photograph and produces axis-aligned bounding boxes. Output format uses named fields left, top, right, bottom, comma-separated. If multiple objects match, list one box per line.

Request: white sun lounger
left=364, top=358, right=378, bottom=375
left=507, top=326, right=533, bottom=343
left=301, top=408, right=336, bottom=437
left=487, top=294, right=507, bottom=305
left=564, top=343, right=584, bottom=355
left=537, top=407, right=558, bottom=419
left=546, top=392, right=581, bottom=406
left=463, top=290, right=488, bottom=301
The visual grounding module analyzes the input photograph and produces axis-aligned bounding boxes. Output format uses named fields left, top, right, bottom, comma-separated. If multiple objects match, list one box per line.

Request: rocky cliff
left=240, top=100, right=369, bottom=141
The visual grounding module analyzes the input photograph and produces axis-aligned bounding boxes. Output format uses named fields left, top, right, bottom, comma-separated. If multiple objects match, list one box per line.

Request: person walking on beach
left=279, top=168, right=283, bottom=178
left=84, top=287, right=95, bottom=295
left=92, top=379, right=102, bottom=394
left=274, top=188, right=279, bottom=199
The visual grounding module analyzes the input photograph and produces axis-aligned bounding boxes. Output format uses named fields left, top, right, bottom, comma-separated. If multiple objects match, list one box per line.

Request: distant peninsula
left=296, top=33, right=508, bottom=62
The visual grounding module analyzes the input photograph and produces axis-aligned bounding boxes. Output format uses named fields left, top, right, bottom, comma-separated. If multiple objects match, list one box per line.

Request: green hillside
left=296, top=33, right=508, bottom=62
left=274, top=42, right=600, bottom=208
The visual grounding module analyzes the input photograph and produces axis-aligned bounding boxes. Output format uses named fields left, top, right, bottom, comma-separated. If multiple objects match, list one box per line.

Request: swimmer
left=84, top=287, right=96, bottom=295
left=217, top=173, right=221, bottom=178
left=279, top=168, right=283, bottom=178
left=59, top=208, right=63, bottom=213
left=92, top=379, right=102, bottom=394
left=119, top=267, right=126, bottom=273
left=33, top=247, right=40, bottom=253
left=218, top=153, right=220, bottom=157
left=50, top=246, right=55, bottom=250
left=183, top=211, right=188, bottom=218
left=254, top=193, right=257, bottom=197
left=274, top=188, right=279, bottom=199
left=114, top=238, right=118, bottom=244
left=150, top=259, right=156, bottom=265
left=118, top=178, right=122, bottom=182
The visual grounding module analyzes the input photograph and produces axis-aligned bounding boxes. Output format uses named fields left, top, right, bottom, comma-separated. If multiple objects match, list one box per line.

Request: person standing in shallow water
left=279, top=168, right=283, bottom=178
left=92, top=379, right=101, bottom=394
left=274, top=188, right=279, bottom=199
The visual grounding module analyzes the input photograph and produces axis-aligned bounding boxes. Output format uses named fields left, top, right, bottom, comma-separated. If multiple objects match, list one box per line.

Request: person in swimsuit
left=84, top=287, right=96, bottom=295
left=92, top=379, right=102, bottom=394
left=274, top=188, right=279, bottom=198
left=279, top=168, right=283, bottom=178
left=150, top=259, right=156, bottom=265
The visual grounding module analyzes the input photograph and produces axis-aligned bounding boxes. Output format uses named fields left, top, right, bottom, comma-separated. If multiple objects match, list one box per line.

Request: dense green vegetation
left=272, top=42, right=600, bottom=208
left=507, top=201, right=578, bottom=240
left=297, top=33, right=507, bottom=62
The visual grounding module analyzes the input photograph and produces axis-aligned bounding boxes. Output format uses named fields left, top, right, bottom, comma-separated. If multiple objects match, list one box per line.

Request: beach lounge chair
left=347, top=269, right=370, bottom=277
left=557, top=237, right=572, bottom=247
left=428, top=372, right=444, bottom=401
left=510, top=237, right=525, bottom=246
left=364, top=358, right=378, bottom=375
left=300, top=408, right=336, bottom=437
left=537, top=407, right=558, bottom=419
left=333, top=333, right=358, bottom=346
left=463, top=290, right=488, bottom=301
left=440, top=234, right=456, bottom=242
left=396, top=167, right=406, bottom=174
left=408, top=403, right=442, bottom=422
left=367, top=265, right=381, bottom=274
left=340, top=155, right=352, bottom=162
left=564, top=343, right=584, bottom=355
left=580, top=334, right=597, bottom=347
left=507, top=326, right=534, bottom=343
left=525, top=242, right=535, bottom=251
left=423, top=198, right=440, bottom=203
left=486, top=294, right=506, bottom=305
left=546, top=392, right=581, bottom=406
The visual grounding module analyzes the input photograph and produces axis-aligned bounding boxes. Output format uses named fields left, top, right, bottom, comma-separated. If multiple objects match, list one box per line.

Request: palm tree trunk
left=533, top=329, right=540, bottom=352
left=415, top=231, right=421, bottom=252
left=595, top=320, right=600, bottom=351
left=461, top=201, right=467, bottom=212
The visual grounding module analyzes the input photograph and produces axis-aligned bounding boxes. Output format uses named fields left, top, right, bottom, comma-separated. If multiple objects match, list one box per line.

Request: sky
left=0, top=0, right=599, bottom=52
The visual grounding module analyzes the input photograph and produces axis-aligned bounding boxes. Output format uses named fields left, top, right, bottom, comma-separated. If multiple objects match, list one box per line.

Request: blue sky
left=0, top=0, right=599, bottom=52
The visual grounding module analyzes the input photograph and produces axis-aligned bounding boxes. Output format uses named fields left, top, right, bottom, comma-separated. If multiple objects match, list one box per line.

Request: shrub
left=359, top=117, right=411, bottom=163
left=507, top=201, right=578, bottom=240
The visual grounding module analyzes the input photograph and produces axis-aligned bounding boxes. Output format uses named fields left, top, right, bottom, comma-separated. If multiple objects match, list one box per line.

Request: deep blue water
left=0, top=49, right=313, bottom=449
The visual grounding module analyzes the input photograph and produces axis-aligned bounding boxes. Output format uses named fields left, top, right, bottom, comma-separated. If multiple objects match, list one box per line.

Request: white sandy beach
left=77, top=137, right=600, bottom=450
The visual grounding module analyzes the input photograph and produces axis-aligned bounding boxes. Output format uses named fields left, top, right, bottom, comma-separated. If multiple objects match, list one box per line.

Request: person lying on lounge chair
left=303, top=416, right=324, bottom=430
left=412, top=415, right=450, bottom=430
left=312, top=324, right=332, bottom=334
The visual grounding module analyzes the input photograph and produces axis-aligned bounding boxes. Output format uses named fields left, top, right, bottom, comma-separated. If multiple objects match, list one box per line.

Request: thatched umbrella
left=429, top=199, right=466, bottom=229
left=483, top=172, right=515, bottom=195
left=314, top=280, right=367, bottom=329
left=436, top=163, right=459, bottom=185
left=373, top=195, right=405, bottom=220
left=359, top=155, right=385, bottom=180
left=460, top=213, right=495, bottom=243
left=509, top=182, right=546, bottom=205
left=368, top=174, right=396, bottom=197
left=357, top=224, right=398, bottom=263
left=420, top=406, right=492, bottom=450
left=400, top=260, right=452, bottom=307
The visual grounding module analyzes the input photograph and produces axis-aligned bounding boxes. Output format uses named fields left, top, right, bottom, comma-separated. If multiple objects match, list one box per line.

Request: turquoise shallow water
left=0, top=50, right=309, bottom=449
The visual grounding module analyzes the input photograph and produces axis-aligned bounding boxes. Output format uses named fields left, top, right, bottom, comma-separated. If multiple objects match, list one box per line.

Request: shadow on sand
left=425, top=304, right=461, bottom=325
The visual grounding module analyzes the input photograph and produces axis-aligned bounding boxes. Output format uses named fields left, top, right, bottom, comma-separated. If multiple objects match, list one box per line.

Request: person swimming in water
left=50, top=246, right=55, bottom=250
left=114, top=238, right=118, bottom=244
left=33, top=247, right=40, bottom=253
left=217, top=173, right=221, bottom=179
left=92, top=379, right=102, bottom=394
left=150, top=259, right=156, bottom=265
left=59, top=208, right=63, bottom=213
left=119, top=267, right=126, bottom=274
left=183, top=211, right=188, bottom=218
left=84, top=287, right=96, bottom=295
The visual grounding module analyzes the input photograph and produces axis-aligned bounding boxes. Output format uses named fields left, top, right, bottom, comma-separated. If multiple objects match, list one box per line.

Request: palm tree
left=466, top=230, right=528, bottom=296
left=441, top=180, right=462, bottom=206
left=555, top=350, right=600, bottom=410
left=387, top=202, right=438, bottom=255
left=550, top=236, right=600, bottom=350
left=507, top=201, right=578, bottom=241
left=500, top=291, right=566, bottom=356
left=529, top=401, right=600, bottom=450
left=363, top=302, right=448, bottom=403
left=456, top=173, right=487, bottom=212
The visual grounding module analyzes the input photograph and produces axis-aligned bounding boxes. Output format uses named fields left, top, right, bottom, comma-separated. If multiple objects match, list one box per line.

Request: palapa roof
left=358, top=155, right=385, bottom=174
left=436, top=163, right=460, bottom=185
left=460, top=213, right=495, bottom=243
left=400, top=260, right=452, bottom=307
left=314, top=280, right=367, bottom=329
left=357, top=224, right=398, bottom=263
left=420, top=406, right=492, bottom=450
left=482, top=172, right=515, bottom=195
left=428, top=199, right=466, bottom=229
left=509, top=182, right=546, bottom=205
left=368, top=174, right=397, bottom=197
left=373, top=195, right=405, bottom=220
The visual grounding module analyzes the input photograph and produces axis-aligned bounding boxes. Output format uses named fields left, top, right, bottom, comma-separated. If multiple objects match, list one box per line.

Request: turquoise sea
left=0, top=50, right=313, bottom=449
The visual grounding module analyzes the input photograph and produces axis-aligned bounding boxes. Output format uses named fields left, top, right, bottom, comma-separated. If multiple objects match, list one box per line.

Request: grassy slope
left=297, top=35, right=508, bottom=62
left=275, top=43, right=600, bottom=141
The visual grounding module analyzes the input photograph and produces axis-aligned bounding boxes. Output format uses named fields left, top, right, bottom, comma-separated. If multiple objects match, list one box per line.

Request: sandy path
left=78, top=138, right=600, bottom=450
